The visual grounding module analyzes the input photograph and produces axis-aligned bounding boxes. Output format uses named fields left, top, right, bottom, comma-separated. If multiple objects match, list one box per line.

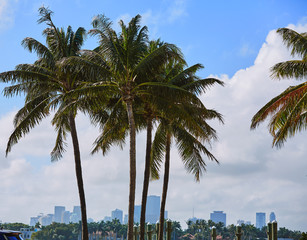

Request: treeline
left=185, top=219, right=304, bottom=240
left=1, top=219, right=306, bottom=240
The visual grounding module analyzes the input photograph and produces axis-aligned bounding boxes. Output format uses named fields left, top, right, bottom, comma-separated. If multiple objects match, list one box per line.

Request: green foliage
left=0, top=223, right=30, bottom=231
left=184, top=220, right=302, bottom=240
left=278, top=227, right=302, bottom=240
left=300, top=232, right=307, bottom=240
left=30, top=223, right=79, bottom=240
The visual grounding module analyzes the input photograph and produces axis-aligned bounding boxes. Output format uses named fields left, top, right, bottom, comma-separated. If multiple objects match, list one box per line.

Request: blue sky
left=0, top=0, right=307, bottom=231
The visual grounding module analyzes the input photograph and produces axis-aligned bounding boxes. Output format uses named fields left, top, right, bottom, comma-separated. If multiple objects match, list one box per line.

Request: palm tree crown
left=251, top=27, right=307, bottom=147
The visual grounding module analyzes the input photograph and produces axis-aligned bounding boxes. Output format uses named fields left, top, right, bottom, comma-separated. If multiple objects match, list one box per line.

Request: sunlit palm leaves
left=251, top=28, right=307, bottom=147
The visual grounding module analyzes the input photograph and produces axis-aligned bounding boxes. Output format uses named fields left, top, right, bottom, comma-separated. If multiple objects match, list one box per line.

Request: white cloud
left=167, top=0, right=188, bottom=23
left=0, top=0, right=18, bottom=30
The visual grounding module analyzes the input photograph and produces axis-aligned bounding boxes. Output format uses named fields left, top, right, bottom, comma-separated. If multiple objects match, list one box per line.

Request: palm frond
left=21, top=37, right=54, bottom=65
left=174, top=124, right=218, bottom=181
left=251, top=82, right=307, bottom=129
left=277, top=28, right=307, bottom=58
left=271, top=60, right=307, bottom=80
left=150, top=124, right=167, bottom=180
left=6, top=95, right=51, bottom=155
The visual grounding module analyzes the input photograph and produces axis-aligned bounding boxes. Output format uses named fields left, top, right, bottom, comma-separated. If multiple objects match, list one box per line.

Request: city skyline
left=0, top=0, right=306, bottom=232
left=25, top=205, right=278, bottom=229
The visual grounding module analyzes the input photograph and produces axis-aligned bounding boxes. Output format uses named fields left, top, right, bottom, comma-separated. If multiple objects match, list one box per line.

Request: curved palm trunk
left=158, top=133, right=171, bottom=240
left=69, top=113, right=89, bottom=240
left=126, top=100, right=136, bottom=240
left=140, top=118, right=153, bottom=240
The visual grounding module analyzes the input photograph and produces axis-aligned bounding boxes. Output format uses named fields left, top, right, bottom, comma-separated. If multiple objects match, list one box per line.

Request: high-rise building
left=30, top=217, right=39, bottom=226
left=70, top=213, right=79, bottom=223
left=269, top=212, right=276, bottom=222
left=124, top=214, right=128, bottom=224
left=146, top=195, right=160, bottom=224
left=210, top=211, right=226, bottom=226
left=62, top=211, right=71, bottom=224
left=39, top=214, right=53, bottom=226
left=54, top=206, right=65, bottom=223
left=256, top=212, right=266, bottom=229
left=111, top=209, right=123, bottom=224
left=73, top=206, right=81, bottom=222
left=134, top=205, right=141, bottom=223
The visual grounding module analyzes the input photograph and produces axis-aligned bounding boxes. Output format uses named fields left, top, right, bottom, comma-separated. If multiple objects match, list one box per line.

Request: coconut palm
left=138, top=39, right=182, bottom=240
left=251, top=28, right=307, bottom=147
left=150, top=60, right=224, bottom=240
left=73, top=14, right=182, bottom=240
left=0, top=7, right=90, bottom=240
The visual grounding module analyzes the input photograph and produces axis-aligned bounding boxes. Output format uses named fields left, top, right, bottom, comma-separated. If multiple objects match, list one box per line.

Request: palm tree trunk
left=126, top=100, right=136, bottom=240
left=69, top=113, right=89, bottom=240
left=140, top=118, right=153, bottom=240
left=158, top=133, right=171, bottom=240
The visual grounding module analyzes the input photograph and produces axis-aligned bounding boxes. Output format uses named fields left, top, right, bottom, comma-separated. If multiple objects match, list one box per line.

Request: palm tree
left=0, top=7, right=90, bottom=240
left=150, top=60, right=224, bottom=240
left=138, top=39, right=183, bottom=240
left=251, top=28, right=307, bottom=147
left=74, top=14, right=182, bottom=240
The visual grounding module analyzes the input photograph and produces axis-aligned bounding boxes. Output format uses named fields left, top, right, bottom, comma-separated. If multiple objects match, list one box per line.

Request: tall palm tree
left=150, top=60, right=224, bottom=240
left=138, top=39, right=184, bottom=240
left=251, top=28, right=307, bottom=147
left=73, top=14, right=182, bottom=240
left=0, top=7, right=90, bottom=240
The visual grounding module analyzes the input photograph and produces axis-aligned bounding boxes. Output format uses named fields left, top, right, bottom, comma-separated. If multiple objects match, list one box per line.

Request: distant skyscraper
left=30, top=217, right=39, bottom=226
left=210, top=211, right=226, bottom=226
left=62, top=211, right=71, bottom=224
left=124, top=214, right=128, bottom=224
left=111, top=209, right=123, bottom=223
left=70, top=213, right=79, bottom=223
left=269, top=212, right=276, bottom=222
left=54, top=206, right=65, bottom=223
left=39, top=214, right=53, bottom=226
left=134, top=205, right=141, bottom=223
left=146, top=195, right=160, bottom=224
left=73, top=206, right=81, bottom=222
left=256, top=212, right=266, bottom=229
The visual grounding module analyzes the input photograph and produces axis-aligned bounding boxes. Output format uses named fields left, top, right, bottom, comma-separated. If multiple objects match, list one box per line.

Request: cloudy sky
left=0, top=0, right=307, bottom=231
